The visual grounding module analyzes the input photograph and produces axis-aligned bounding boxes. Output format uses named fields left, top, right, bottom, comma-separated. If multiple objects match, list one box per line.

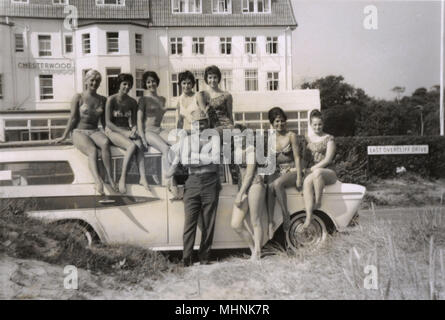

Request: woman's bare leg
left=312, top=168, right=337, bottom=209
left=73, top=131, right=104, bottom=195
left=231, top=201, right=254, bottom=252
left=136, top=148, right=150, bottom=190
left=266, top=183, right=276, bottom=240
left=106, top=131, right=137, bottom=194
left=302, top=174, right=315, bottom=229
left=146, top=131, right=170, bottom=180
left=248, top=183, right=266, bottom=260
left=90, top=132, right=117, bottom=192
left=272, top=171, right=299, bottom=233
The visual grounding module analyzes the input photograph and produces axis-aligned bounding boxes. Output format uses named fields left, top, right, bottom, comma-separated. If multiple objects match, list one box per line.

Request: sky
left=291, top=0, right=443, bottom=100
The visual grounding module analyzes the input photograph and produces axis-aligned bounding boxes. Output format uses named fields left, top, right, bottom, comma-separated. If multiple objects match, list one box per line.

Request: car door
left=94, top=152, right=168, bottom=248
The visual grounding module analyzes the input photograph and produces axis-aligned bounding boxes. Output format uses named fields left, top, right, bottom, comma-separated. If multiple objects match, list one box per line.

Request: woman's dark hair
left=204, top=65, right=222, bottom=84
left=142, top=71, right=160, bottom=88
left=268, top=107, right=288, bottom=124
left=179, top=70, right=196, bottom=86
left=117, top=73, right=134, bottom=89
left=309, top=109, right=323, bottom=123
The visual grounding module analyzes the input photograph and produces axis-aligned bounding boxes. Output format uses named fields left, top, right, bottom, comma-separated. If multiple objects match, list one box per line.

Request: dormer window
left=242, top=0, right=271, bottom=13
left=96, top=0, right=125, bottom=6
left=172, top=0, right=202, bottom=14
left=212, top=0, right=231, bottom=14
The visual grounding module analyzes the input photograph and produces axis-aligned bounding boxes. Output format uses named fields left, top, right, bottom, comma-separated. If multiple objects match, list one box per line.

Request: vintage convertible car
left=0, top=143, right=366, bottom=251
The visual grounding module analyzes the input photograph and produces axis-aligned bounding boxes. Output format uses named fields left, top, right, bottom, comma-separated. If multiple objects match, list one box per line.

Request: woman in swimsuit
left=231, top=126, right=266, bottom=261
left=301, top=110, right=337, bottom=229
left=266, top=107, right=302, bottom=239
left=105, top=73, right=150, bottom=194
left=196, top=65, right=234, bottom=132
left=176, top=71, right=199, bottom=132
left=137, top=71, right=170, bottom=175
left=55, top=69, right=116, bottom=195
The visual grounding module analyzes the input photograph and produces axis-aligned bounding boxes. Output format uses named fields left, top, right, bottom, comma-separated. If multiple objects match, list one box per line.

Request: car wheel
left=56, top=222, right=95, bottom=248
left=285, top=212, right=328, bottom=252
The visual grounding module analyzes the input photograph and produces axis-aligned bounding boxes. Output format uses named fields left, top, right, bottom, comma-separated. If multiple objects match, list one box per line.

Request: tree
left=301, top=75, right=370, bottom=136
left=301, top=75, right=369, bottom=110
left=391, top=86, right=405, bottom=102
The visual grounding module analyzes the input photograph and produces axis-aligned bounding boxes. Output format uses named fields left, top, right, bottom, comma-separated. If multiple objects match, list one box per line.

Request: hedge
left=329, top=135, right=445, bottom=184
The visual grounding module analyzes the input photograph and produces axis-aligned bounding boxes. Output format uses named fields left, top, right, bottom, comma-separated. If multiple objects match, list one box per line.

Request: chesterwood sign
left=17, top=61, right=74, bottom=74
left=367, top=145, right=429, bottom=155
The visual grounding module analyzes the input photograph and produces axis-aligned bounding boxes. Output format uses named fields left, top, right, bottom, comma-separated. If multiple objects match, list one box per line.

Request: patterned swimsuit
left=207, top=93, right=233, bottom=129
left=306, top=134, right=336, bottom=171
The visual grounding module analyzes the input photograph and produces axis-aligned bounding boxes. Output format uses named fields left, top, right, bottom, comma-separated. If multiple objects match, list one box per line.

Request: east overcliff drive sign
left=367, top=145, right=429, bottom=155
left=17, top=61, right=74, bottom=74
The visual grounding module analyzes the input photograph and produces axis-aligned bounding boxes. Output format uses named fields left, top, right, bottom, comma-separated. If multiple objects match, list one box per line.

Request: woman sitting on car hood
left=55, top=69, right=116, bottom=195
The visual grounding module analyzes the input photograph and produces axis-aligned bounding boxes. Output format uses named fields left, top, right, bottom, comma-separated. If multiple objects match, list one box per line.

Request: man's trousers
left=182, top=172, right=221, bottom=264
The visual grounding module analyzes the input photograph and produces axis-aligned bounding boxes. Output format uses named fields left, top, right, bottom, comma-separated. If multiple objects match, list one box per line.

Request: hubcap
left=287, top=216, right=323, bottom=249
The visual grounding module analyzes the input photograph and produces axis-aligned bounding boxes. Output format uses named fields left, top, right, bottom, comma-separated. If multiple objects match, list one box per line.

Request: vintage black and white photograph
left=0, top=0, right=444, bottom=302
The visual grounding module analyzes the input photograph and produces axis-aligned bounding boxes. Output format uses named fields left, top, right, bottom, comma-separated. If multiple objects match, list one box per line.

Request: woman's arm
left=176, top=99, right=184, bottom=129
left=137, top=97, right=148, bottom=148
left=196, top=91, right=208, bottom=112
left=55, top=93, right=80, bottom=142
left=226, top=93, right=234, bottom=124
left=311, top=137, right=336, bottom=170
left=290, top=132, right=302, bottom=188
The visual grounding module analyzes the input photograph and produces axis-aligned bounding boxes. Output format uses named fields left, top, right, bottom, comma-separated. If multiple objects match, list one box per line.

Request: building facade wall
left=0, top=1, right=318, bottom=143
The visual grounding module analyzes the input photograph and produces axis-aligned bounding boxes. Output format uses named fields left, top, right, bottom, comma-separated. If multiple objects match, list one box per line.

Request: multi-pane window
left=242, top=0, right=271, bottom=13
left=0, top=74, right=3, bottom=99
left=4, top=118, right=68, bottom=142
left=172, top=0, right=201, bottom=13
left=266, top=36, right=278, bottom=54
left=107, top=32, right=119, bottom=53
left=52, top=0, right=69, bottom=4
left=39, top=75, right=54, bottom=100
left=245, top=37, right=256, bottom=55
left=212, top=0, right=231, bottom=13
left=135, top=69, right=145, bottom=97
left=172, top=73, right=182, bottom=97
left=135, top=33, right=143, bottom=54
left=15, top=34, right=24, bottom=52
left=82, top=33, right=90, bottom=54
left=245, top=69, right=258, bottom=91
left=192, top=37, right=205, bottom=55
left=64, top=35, right=73, bottom=53
left=96, top=0, right=125, bottom=5
left=220, top=37, right=232, bottom=55
left=170, top=37, right=183, bottom=55
left=38, top=35, right=51, bottom=56
left=267, top=72, right=279, bottom=91
left=221, top=70, right=232, bottom=91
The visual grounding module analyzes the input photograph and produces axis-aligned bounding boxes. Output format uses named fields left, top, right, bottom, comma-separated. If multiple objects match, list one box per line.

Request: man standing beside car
left=166, top=109, right=222, bottom=266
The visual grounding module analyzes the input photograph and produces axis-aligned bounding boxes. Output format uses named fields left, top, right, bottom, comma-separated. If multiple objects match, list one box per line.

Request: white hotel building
left=0, top=0, right=320, bottom=142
